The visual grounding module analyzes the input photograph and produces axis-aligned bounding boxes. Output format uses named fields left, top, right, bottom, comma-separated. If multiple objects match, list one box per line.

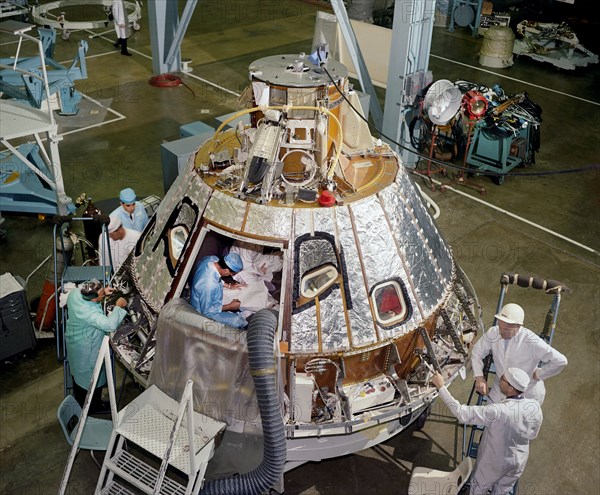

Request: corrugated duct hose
left=201, top=309, right=286, bottom=495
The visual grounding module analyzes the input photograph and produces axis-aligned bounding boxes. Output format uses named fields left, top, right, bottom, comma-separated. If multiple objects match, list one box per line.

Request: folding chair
left=56, top=395, right=113, bottom=468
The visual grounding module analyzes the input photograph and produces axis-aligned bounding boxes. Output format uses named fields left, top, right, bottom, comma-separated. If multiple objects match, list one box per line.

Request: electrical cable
left=316, top=57, right=596, bottom=179
left=148, top=74, right=196, bottom=97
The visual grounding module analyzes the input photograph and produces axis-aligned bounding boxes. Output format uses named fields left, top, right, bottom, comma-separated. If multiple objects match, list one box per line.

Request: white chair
left=409, top=456, right=474, bottom=495
left=56, top=395, right=113, bottom=468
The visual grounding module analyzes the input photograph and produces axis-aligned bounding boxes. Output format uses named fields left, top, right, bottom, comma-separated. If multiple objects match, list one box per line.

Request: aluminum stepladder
left=58, top=335, right=225, bottom=495
left=461, top=272, right=569, bottom=494
left=53, top=215, right=114, bottom=397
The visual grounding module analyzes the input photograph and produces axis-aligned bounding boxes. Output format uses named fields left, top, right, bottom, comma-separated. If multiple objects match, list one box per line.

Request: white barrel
left=479, top=26, right=515, bottom=68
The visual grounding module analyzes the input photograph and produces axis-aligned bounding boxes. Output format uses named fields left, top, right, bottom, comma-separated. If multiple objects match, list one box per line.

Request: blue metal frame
left=0, top=27, right=88, bottom=115
left=147, top=0, right=197, bottom=75
left=448, top=0, right=484, bottom=37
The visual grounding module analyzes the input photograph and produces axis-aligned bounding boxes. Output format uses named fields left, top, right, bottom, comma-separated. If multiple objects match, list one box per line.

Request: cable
left=149, top=74, right=181, bottom=87
left=316, top=58, right=597, bottom=179
left=148, top=74, right=196, bottom=97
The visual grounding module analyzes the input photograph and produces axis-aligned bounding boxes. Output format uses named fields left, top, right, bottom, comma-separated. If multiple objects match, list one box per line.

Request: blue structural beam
left=382, top=0, right=436, bottom=167
left=147, top=0, right=198, bottom=75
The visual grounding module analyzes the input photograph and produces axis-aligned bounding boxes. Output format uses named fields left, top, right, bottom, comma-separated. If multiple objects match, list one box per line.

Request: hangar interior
left=0, top=1, right=598, bottom=494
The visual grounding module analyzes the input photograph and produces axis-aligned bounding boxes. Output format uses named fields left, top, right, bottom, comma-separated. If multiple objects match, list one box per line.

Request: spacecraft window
left=300, top=264, right=338, bottom=300
left=169, top=225, right=189, bottom=261
left=371, top=281, right=408, bottom=326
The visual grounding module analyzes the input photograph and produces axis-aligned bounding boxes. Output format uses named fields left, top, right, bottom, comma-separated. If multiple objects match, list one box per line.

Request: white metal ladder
left=59, top=336, right=225, bottom=495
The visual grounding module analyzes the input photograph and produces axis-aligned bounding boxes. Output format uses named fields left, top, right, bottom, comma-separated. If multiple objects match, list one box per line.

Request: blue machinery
left=0, top=20, right=74, bottom=215
left=0, top=26, right=88, bottom=115
left=466, top=120, right=532, bottom=185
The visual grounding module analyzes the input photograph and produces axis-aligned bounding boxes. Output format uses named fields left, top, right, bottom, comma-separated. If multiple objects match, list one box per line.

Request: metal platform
left=0, top=100, right=56, bottom=140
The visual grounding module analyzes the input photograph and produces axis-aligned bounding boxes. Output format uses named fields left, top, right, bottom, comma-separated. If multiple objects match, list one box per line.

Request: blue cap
left=224, top=252, right=243, bottom=272
left=119, top=188, right=136, bottom=203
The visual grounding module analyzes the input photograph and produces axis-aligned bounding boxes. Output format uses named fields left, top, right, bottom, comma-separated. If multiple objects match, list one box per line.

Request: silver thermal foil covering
left=244, top=203, right=293, bottom=238
left=382, top=181, right=443, bottom=314
left=291, top=303, right=318, bottom=352
left=395, top=169, right=453, bottom=284
left=319, top=286, right=349, bottom=351
left=293, top=208, right=313, bottom=237
left=149, top=298, right=262, bottom=430
left=335, top=207, right=378, bottom=347
left=298, top=237, right=338, bottom=274
left=312, top=207, right=335, bottom=237
left=349, top=197, right=416, bottom=339
left=204, top=190, right=246, bottom=231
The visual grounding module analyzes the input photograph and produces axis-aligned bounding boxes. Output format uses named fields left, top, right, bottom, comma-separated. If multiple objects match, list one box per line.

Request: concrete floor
left=1, top=2, right=599, bottom=494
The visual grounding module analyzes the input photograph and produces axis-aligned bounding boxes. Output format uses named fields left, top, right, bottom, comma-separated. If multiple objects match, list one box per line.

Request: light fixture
left=462, top=90, right=488, bottom=120
left=423, top=80, right=462, bottom=126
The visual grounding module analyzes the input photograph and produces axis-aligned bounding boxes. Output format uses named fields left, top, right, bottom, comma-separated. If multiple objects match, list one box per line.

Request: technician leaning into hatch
left=190, top=253, right=247, bottom=329
left=432, top=368, right=542, bottom=495
left=472, top=303, right=567, bottom=405
left=65, top=280, right=127, bottom=412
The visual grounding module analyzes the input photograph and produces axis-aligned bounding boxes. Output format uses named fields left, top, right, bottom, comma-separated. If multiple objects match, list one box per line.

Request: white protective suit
left=438, top=386, right=543, bottom=495
left=224, top=241, right=282, bottom=318
left=472, top=325, right=568, bottom=404
left=98, top=228, right=140, bottom=271
left=112, top=0, right=128, bottom=38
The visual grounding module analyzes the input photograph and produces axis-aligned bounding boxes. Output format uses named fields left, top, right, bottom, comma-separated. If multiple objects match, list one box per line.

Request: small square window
left=168, top=225, right=189, bottom=263
left=300, top=264, right=339, bottom=300
left=372, top=281, right=408, bottom=326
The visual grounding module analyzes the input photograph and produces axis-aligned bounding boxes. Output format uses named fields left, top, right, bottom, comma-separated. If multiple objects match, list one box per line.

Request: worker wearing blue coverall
left=65, top=280, right=127, bottom=412
left=190, top=253, right=247, bottom=329
left=110, top=188, right=149, bottom=232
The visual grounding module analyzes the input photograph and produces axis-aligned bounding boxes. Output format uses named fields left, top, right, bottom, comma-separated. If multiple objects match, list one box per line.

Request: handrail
left=154, top=379, right=196, bottom=494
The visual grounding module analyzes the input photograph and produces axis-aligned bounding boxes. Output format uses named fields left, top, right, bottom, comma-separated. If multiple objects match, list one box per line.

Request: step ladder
left=59, top=336, right=226, bottom=495
left=95, top=380, right=225, bottom=495
left=462, top=272, right=569, bottom=494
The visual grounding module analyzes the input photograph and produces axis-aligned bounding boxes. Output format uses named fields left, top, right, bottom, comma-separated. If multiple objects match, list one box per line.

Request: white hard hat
left=495, top=303, right=524, bottom=325
left=504, top=367, right=530, bottom=392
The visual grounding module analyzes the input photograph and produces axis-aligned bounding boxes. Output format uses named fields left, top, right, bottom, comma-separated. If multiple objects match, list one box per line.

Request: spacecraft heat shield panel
left=335, top=206, right=379, bottom=347
left=149, top=298, right=263, bottom=431
left=381, top=180, right=445, bottom=315
left=319, top=286, right=350, bottom=351
left=290, top=303, right=319, bottom=353
left=204, top=190, right=246, bottom=231
left=312, top=207, right=336, bottom=238
left=244, top=202, right=293, bottom=238
left=395, top=170, right=454, bottom=281
left=292, top=208, right=313, bottom=237
left=396, top=170, right=453, bottom=283
left=133, top=172, right=212, bottom=311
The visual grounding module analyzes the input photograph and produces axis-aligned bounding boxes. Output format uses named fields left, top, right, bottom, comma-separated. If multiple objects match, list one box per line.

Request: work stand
left=437, top=119, right=487, bottom=195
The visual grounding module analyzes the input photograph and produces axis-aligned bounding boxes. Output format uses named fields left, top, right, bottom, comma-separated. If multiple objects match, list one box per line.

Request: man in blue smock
left=65, top=279, right=127, bottom=412
left=110, top=187, right=149, bottom=232
left=190, top=252, right=247, bottom=329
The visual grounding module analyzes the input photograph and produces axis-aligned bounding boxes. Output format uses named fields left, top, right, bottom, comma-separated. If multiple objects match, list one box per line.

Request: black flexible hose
left=201, top=309, right=286, bottom=495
